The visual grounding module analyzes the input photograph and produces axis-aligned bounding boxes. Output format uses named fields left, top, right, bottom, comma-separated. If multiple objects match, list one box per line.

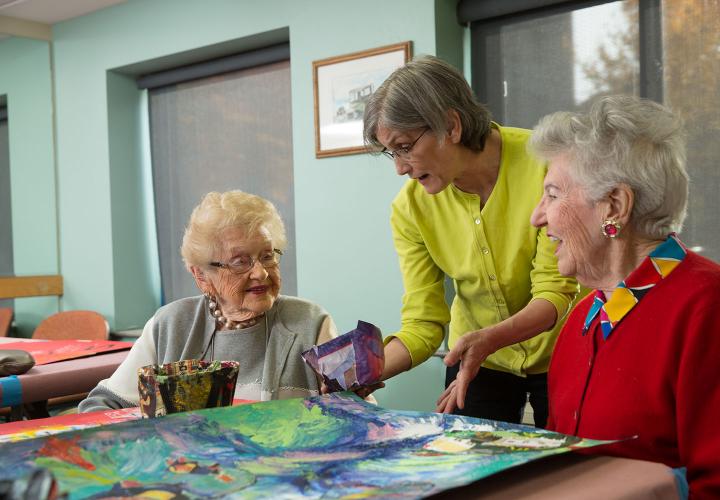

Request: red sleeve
left=676, top=294, right=720, bottom=499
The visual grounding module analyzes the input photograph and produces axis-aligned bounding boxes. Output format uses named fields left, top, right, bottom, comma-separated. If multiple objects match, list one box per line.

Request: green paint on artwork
left=205, top=399, right=348, bottom=449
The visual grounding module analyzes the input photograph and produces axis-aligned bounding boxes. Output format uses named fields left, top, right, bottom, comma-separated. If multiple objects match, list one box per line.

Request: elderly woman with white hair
left=524, top=95, right=720, bottom=498
left=80, top=191, right=336, bottom=412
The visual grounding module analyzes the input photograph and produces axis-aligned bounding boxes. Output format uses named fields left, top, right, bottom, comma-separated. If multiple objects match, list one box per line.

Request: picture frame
left=313, top=41, right=412, bottom=158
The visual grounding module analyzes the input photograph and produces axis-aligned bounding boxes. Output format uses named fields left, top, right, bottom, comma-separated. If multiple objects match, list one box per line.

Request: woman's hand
left=352, top=382, right=385, bottom=399
left=441, top=329, right=498, bottom=411
left=435, top=379, right=459, bottom=413
left=320, top=381, right=385, bottom=398
left=440, top=299, right=558, bottom=412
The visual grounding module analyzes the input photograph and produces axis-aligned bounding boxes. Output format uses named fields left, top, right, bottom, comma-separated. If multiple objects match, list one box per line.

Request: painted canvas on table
left=0, top=399, right=255, bottom=444
left=0, top=407, right=141, bottom=444
left=0, top=393, right=609, bottom=499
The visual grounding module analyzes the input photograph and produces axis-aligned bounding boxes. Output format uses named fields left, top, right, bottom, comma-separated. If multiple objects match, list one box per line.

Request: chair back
left=32, top=310, right=109, bottom=341
left=0, top=307, right=12, bottom=337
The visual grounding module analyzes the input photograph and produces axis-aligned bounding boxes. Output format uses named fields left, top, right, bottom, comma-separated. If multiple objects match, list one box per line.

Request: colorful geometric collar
left=583, top=233, right=687, bottom=339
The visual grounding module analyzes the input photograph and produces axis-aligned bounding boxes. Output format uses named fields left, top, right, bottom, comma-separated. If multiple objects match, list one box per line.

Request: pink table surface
left=0, top=350, right=128, bottom=405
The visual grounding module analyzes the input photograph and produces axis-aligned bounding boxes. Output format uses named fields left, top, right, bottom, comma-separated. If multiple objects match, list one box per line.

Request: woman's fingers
left=436, top=385, right=458, bottom=414
left=355, top=381, right=385, bottom=398
left=435, top=380, right=455, bottom=405
left=443, top=337, right=466, bottom=367
left=453, top=368, right=471, bottom=410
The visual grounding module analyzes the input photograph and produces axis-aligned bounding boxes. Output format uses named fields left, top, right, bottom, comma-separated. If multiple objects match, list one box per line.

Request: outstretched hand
left=437, top=329, right=497, bottom=413
left=320, top=381, right=385, bottom=399
left=436, top=379, right=460, bottom=413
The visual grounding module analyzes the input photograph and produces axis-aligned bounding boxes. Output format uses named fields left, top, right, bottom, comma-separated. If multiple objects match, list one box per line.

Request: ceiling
left=0, top=0, right=126, bottom=40
left=0, top=0, right=125, bottom=25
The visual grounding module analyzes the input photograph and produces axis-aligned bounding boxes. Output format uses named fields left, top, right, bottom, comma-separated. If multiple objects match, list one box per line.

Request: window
left=661, top=0, right=720, bottom=262
left=463, top=0, right=720, bottom=261
left=147, top=59, right=296, bottom=303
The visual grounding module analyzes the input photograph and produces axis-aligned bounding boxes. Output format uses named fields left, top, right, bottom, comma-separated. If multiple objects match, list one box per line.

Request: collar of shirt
left=582, top=233, right=688, bottom=340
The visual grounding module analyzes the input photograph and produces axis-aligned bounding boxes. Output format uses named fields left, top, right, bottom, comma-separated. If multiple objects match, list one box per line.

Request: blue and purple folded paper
left=301, top=320, right=384, bottom=392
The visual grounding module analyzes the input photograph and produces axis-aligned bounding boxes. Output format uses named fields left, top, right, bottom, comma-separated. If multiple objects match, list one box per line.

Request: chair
left=0, top=307, right=12, bottom=337
left=15, top=310, right=111, bottom=420
left=32, top=310, right=109, bottom=341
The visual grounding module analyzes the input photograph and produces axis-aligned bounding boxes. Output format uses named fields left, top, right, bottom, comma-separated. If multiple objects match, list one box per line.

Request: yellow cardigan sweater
left=389, top=124, right=578, bottom=376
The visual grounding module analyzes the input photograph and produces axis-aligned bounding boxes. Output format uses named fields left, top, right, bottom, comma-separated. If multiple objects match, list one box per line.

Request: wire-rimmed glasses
left=209, top=249, right=283, bottom=275
left=380, top=128, right=429, bottom=160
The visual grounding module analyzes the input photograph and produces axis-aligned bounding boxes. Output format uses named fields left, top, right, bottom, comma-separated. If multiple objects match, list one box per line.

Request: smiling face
left=530, top=154, right=608, bottom=285
left=194, top=225, right=281, bottom=321
left=376, top=124, right=463, bottom=195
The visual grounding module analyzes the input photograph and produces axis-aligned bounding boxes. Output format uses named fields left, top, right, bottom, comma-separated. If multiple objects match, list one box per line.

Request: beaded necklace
left=200, top=293, right=269, bottom=360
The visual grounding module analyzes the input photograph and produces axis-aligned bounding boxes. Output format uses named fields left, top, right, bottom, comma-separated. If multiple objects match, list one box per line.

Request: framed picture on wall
left=313, top=41, right=412, bottom=158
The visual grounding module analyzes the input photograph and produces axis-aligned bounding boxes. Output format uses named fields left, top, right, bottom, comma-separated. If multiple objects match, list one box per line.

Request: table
left=0, top=350, right=127, bottom=404
left=430, top=452, right=679, bottom=499
left=0, top=339, right=128, bottom=420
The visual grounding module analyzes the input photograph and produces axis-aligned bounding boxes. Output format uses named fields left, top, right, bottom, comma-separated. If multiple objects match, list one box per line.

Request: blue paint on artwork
left=0, top=393, right=609, bottom=499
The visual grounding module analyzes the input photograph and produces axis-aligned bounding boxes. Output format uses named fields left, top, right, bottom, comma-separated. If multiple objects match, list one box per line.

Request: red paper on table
left=0, top=399, right=256, bottom=443
left=0, top=407, right=142, bottom=442
left=0, top=340, right=133, bottom=365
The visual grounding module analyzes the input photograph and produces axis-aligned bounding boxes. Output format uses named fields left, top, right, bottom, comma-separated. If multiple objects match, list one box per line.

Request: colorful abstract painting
left=0, top=399, right=256, bottom=444
left=0, top=407, right=142, bottom=444
left=0, top=393, right=609, bottom=499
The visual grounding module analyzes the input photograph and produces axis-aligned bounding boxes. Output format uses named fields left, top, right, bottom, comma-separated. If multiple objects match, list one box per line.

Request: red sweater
left=547, top=252, right=720, bottom=499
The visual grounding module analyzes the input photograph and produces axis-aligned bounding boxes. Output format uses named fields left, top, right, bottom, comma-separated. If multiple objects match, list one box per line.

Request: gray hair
left=363, top=55, right=492, bottom=152
left=530, top=95, right=688, bottom=239
left=181, top=190, right=287, bottom=269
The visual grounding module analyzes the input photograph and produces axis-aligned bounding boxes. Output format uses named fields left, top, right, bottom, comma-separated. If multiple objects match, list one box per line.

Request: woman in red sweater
left=528, top=95, right=720, bottom=499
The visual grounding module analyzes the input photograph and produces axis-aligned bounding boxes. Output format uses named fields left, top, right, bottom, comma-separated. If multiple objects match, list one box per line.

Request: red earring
left=601, top=220, right=622, bottom=238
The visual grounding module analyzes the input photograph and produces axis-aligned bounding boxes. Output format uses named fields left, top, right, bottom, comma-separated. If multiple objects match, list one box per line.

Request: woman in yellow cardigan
left=363, top=55, right=577, bottom=426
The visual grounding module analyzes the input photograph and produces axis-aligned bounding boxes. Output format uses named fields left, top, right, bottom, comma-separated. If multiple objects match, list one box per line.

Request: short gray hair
left=363, top=55, right=492, bottom=152
left=181, top=190, right=287, bottom=269
left=530, top=95, right=688, bottom=239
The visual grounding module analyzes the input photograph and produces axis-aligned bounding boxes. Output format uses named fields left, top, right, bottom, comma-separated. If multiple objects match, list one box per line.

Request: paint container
left=138, top=359, right=239, bottom=418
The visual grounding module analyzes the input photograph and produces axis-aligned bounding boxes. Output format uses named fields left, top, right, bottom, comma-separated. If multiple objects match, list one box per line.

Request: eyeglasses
left=381, top=128, right=429, bottom=160
left=209, top=249, right=283, bottom=275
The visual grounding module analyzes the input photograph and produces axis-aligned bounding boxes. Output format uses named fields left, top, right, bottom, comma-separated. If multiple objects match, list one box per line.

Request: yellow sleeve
left=530, top=227, right=579, bottom=324
left=388, top=192, right=450, bottom=367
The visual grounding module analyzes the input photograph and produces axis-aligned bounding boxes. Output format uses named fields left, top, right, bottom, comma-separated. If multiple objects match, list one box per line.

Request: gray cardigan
left=79, top=295, right=330, bottom=413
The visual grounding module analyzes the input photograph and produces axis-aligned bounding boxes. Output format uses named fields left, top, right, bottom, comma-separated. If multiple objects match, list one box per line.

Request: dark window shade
left=0, top=113, right=13, bottom=308
left=148, top=60, right=296, bottom=303
left=468, top=0, right=720, bottom=261
left=138, top=43, right=290, bottom=90
left=472, top=0, right=641, bottom=127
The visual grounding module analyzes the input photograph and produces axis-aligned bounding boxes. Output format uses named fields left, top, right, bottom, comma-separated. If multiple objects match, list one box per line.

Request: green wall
left=0, top=37, right=58, bottom=336
left=0, top=0, right=463, bottom=410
